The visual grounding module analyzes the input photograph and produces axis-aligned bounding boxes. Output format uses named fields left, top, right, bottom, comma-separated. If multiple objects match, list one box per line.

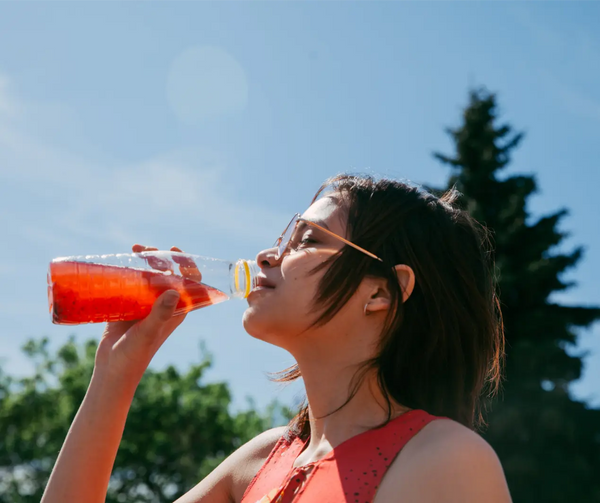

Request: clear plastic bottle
left=47, top=251, right=259, bottom=325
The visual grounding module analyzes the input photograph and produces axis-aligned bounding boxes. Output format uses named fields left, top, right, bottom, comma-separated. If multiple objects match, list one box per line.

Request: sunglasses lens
left=276, top=215, right=299, bottom=259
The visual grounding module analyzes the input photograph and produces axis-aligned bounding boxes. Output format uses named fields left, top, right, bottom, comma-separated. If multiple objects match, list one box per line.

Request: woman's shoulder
left=408, top=416, right=489, bottom=451
left=227, top=425, right=289, bottom=465
left=175, top=426, right=287, bottom=503
left=239, top=426, right=290, bottom=461
left=374, top=418, right=512, bottom=502
left=228, top=426, right=289, bottom=501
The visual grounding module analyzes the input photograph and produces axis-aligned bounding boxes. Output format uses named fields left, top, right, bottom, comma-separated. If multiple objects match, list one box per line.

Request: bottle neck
left=231, top=259, right=259, bottom=298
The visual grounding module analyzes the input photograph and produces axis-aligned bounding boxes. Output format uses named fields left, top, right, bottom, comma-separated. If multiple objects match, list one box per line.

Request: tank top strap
left=240, top=434, right=307, bottom=503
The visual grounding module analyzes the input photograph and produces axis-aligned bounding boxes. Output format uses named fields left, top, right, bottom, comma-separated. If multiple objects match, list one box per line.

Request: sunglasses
left=273, top=213, right=383, bottom=262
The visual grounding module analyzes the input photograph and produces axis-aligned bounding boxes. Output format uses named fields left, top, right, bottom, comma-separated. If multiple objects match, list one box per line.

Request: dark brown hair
left=275, top=174, right=504, bottom=439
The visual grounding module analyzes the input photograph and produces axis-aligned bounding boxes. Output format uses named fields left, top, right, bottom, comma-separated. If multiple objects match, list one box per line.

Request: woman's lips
left=248, top=285, right=275, bottom=298
left=255, top=276, right=276, bottom=289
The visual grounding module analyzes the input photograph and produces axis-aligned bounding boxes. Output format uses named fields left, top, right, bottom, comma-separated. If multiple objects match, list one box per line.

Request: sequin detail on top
left=240, top=409, right=447, bottom=503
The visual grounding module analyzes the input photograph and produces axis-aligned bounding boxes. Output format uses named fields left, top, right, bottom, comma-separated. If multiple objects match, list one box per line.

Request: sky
left=0, top=2, right=599, bottom=413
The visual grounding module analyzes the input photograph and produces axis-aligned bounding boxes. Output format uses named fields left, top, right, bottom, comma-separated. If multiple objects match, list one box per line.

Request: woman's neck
left=292, top=353, right=410, bottom=467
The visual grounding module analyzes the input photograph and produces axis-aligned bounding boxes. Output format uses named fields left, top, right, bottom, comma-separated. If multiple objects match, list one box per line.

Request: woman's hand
left=94, top=244, right=198, bottom=386
left=42, top=244, right=202, bottom=503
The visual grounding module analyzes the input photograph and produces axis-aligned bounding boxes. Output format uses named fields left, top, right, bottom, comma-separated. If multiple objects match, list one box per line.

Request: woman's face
left=242, top=195, right=352, bottom=348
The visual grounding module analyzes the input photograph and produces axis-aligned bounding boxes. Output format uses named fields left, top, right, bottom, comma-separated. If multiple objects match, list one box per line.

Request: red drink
left=48, top=261, right=229, bottom=325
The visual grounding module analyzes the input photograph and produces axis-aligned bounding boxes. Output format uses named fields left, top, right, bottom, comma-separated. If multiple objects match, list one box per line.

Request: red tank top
left=240, top=409, right=447, bottom=503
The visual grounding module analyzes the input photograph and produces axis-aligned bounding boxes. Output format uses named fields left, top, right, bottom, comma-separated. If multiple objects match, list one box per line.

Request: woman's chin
left=242, top=309, right=270, bottom=340
left=242, top=311, right=288, bottom=345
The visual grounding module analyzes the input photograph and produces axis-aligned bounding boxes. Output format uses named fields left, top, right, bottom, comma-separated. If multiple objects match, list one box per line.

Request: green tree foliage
left=433, top=89, right=600, bottom=502
left=0, top=337, right=285, bottom=503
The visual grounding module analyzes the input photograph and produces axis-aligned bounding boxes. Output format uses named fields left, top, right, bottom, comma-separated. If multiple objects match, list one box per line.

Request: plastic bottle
left=47, top=251, right=259, bottom=325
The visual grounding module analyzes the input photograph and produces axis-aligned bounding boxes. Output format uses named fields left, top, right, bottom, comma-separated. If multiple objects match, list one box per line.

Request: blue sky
left=0, top=2, right=598, bottom=412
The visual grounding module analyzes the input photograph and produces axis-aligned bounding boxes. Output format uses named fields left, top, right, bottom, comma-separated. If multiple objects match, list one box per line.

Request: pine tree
left=433, top=89, right=600, bottom=503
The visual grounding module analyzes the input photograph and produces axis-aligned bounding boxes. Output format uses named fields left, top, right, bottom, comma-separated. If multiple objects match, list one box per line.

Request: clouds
left=0, top=71, right=284, bottom=256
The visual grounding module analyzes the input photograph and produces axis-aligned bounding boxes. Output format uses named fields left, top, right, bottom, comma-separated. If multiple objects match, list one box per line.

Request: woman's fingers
left=123, top=290, right=187, bottom=359
left=131, top=244, right=201, bottom=281
left=170, top=246, right=202, bottom=282
left=101, top=320, right=137, bottom=345
left=132, top=244, right=173, bottom=273
left=132, top=244, right=159, bottom=253
left=95, top=291, right=186, bottom=382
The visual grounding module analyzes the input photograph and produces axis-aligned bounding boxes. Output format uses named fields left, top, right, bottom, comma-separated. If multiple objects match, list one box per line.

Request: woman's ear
left=363, top=264, right=416, bottom=315
left=395, top=264, right=415, bottom=303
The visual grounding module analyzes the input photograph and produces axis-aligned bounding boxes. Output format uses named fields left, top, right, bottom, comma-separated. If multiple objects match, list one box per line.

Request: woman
left=42, top=174, right=512, bottom=502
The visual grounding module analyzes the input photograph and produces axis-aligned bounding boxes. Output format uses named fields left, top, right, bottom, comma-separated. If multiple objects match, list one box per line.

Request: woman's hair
left=275, top=174, right=505, bottom=439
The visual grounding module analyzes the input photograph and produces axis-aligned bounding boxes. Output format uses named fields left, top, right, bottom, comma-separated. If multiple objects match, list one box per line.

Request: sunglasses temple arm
left=309, top=224, right=384, bottom=262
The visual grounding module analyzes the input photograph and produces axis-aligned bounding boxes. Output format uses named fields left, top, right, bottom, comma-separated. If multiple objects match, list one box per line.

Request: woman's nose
left=256, top=247, right=281, bottom=268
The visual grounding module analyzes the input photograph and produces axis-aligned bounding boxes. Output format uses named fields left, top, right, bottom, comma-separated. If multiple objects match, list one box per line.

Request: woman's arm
left=42, top=244, right=204, bottom=502
left=42, top=281, right=188, bottom=502
left=40, top=371, right=137, bottom=503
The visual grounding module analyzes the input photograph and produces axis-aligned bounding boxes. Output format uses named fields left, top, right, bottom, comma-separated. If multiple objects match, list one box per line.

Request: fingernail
left=163, top=291, right=180, bottom=307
